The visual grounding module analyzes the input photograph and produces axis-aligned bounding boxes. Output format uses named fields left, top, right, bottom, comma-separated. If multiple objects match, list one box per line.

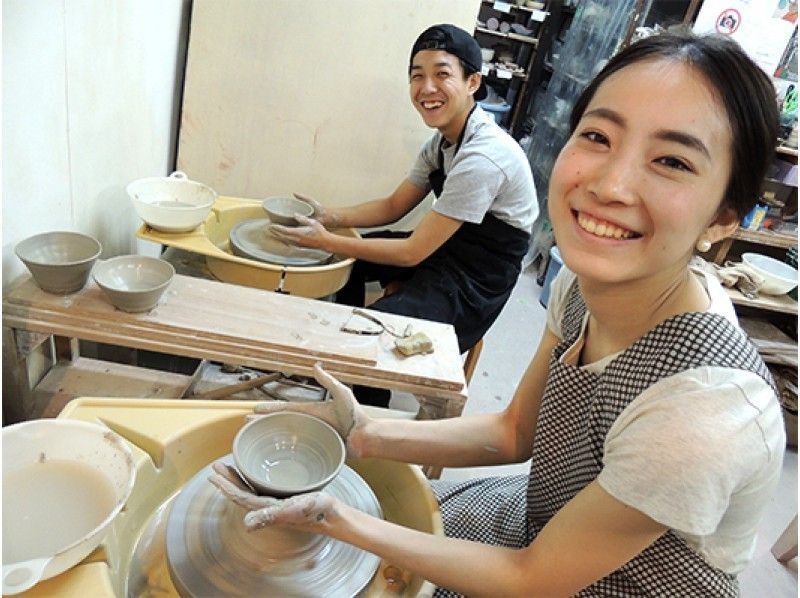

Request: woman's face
left=548, top=59, right=736, bottom=287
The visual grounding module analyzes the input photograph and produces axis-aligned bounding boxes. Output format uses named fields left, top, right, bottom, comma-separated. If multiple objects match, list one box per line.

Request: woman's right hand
left=250, top=362, right=371, bottom=458
left=292, top=193, right=339, bottom=228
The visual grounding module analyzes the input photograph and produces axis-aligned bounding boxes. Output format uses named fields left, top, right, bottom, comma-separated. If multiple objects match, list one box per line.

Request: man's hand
left=269, top=215, right=330, bottom=249
left=247, top=363, right=371, bottom=458
left=292, top=193, right=340, bottom=228
left=208, top=461, right=338, bottom=532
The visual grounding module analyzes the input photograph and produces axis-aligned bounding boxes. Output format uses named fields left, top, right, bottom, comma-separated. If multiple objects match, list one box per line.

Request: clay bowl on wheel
left=92, top=255, right=175, bottom=312
left=262, top=196, right=314, bottom=226
left=233, top=412, right=345, bottom=497
left=15, top=231, right=102, bottom=294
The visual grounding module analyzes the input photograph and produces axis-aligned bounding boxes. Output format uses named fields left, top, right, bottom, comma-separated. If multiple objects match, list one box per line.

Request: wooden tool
left=190, top=372, right=281, bottom=400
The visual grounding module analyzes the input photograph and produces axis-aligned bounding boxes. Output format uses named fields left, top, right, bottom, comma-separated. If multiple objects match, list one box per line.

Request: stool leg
left=772, top=515, right=798, bottom=564
left=463, top=339, right=484, bottom=384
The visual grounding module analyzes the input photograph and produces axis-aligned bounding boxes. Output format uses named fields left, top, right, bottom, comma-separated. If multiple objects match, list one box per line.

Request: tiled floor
left=390, top=266, right=798, bottom=595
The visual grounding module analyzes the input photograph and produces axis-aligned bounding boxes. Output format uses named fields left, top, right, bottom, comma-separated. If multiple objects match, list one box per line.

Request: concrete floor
left=390, top=266, right=798, bottom=595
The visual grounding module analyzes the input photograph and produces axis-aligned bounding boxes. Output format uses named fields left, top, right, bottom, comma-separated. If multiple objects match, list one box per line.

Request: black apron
left=338, top=108, right=530, bottom=353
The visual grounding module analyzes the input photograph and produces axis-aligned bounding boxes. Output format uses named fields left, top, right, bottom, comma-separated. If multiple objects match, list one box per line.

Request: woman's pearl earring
left=696, top=238, right=712, bottom=252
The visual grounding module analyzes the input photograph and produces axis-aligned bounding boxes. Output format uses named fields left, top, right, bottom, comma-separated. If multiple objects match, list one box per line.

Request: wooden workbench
left=2, top=274, right=468, bottom=442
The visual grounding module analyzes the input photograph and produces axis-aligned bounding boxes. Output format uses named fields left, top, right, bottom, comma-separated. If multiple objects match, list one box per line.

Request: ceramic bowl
left=127, top=171, right=217, bottom=233
left=2, top=419, right=135, bottom=595
left=262, top=196, right=314, bottom=226
left=480, top=48, right=495, bottom=62
left=15, top=231, right=102, bottom=294
left=742, top=252, right=798, bottom=295
left=233, top=412, right=345, bottom=497
left=92, top=255, right=175, bottom=312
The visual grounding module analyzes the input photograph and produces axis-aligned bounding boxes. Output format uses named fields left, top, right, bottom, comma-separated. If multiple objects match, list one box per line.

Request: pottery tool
left=394, top=332, right=434, bottom=356
left=190, top=372, right=282, bottom=400
left=340, top=308, right=413, bottom=339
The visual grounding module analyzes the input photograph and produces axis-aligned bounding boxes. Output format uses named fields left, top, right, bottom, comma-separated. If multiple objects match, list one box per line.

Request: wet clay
left=3, top=460, right=116, bottom=563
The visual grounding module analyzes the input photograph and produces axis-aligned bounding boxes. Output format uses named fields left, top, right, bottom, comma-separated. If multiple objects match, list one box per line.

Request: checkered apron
left=432, top=282, right=776, bottom=597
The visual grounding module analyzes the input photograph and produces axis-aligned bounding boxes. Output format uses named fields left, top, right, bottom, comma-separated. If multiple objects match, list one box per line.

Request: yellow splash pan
left=18, top=398, right=441, bottom=597
left=136, top=196, right=359, bottom=299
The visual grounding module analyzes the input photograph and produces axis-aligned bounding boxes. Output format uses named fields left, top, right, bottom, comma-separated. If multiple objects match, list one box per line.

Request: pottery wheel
left=229, top=218, right=332, bottom=267
left=165, top=455, right=382, bottom=597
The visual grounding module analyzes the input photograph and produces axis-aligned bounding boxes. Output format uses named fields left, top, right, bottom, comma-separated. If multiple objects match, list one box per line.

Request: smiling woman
left=210, top=32, right=785, bottom=598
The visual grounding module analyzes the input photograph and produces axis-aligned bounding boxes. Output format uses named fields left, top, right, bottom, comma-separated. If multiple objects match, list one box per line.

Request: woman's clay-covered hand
left=249, top=362, right=371, bottom=458
left=208, top=461, right=338, bottom=532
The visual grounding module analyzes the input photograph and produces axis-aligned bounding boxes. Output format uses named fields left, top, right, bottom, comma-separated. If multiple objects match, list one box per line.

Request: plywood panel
left=177, top=0, right=480, bottom=205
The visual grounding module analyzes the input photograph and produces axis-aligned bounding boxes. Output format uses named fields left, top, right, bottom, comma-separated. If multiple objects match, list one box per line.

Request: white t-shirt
left=407, top=105, right=538, bottom=233
left=546, top=266, right=786, bottom=574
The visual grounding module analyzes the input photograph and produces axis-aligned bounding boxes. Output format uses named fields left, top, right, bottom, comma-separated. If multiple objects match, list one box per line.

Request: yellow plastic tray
left=22, top=398, right=441, bottom=597
left=136, top=196, right=358, bottom=298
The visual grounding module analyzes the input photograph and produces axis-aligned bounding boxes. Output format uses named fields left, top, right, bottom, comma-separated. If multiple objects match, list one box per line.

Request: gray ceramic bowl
left=233, top=412, right=345, bottom=497
left=15, top=231, right=102, bottom=294
left=92, top=255, right=175, bottom=313
left=262, top=196, right=314, bottom=226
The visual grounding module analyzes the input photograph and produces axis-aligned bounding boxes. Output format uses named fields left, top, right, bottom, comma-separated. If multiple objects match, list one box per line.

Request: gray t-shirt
left=407, top=106, right=538, bottom=232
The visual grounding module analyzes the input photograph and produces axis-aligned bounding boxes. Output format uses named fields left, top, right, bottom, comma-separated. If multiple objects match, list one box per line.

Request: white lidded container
left=2, top=419, right=136, bottom=595
left=127, top=171, right=217, bottom=233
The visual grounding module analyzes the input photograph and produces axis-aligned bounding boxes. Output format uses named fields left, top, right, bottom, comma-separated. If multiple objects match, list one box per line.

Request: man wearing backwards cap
left=271, top=24, right=537, bottom=405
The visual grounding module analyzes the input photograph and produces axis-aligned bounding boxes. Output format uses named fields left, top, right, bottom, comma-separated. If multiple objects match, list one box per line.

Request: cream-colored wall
left=2, top=0, right=190, bottom=291
left=177, top=0, right=481, bottom=213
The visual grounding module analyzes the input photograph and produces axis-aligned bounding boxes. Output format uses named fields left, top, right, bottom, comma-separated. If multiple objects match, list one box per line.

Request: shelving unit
left=725, top=287, right=797, bottom=316
left=713, top=227, right=798, bottom=265
left=704, top=145, right=797, bottom=318
left=472, top=1, right=555, bottom=133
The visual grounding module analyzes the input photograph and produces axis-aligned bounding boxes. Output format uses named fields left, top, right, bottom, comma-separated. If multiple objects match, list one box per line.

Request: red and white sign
left=715, top=8, right=742, bottom=35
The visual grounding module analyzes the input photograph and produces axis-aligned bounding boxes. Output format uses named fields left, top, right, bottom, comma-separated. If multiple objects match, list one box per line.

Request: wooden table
left=3, top=274, right=467, bottom=477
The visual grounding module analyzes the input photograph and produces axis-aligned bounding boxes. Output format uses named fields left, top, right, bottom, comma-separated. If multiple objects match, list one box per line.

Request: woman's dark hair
left=569, top=32, right=780, bottom=219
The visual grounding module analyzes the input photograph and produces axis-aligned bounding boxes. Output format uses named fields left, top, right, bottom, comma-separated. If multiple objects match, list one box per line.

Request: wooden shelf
left=480, top=0, right=548, bottom=14
left=777, top=145, right=798, bottom=157
left=475, top=26, right=539, bottom=46
left=485, top=66, right=528, bottom=80
left=731, top=228, right=798, bottom=249
left=725, top=287, right=798, bottom=315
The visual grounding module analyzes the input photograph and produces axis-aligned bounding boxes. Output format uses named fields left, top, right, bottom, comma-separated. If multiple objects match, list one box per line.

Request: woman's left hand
left=269, top=214, right=330, bottom=249
left=208, top=461, right=338, bottom=532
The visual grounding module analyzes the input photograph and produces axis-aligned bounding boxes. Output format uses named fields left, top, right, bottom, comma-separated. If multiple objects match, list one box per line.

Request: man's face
left=409, top=50, right=479, bottom=141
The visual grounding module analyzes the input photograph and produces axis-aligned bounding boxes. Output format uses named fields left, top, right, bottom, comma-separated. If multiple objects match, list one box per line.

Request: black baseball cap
left=410, top=24, right=488, bottom=101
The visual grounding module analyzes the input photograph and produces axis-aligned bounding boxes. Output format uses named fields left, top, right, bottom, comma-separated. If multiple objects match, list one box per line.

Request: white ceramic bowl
left=262, top=196, right=314, bottom=226
left=15, top=231, right=102, bottom=294
left=127, top=171, right=217, bottom=233
left=2, top=419, right=135, bottom=595
left=233, top=412, right=345, bottom=497
left=742, top=252, right=798, bottom=295
left=480, top=48, right=495, bottom=62
left=93, top=255, right=175, bottom=312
